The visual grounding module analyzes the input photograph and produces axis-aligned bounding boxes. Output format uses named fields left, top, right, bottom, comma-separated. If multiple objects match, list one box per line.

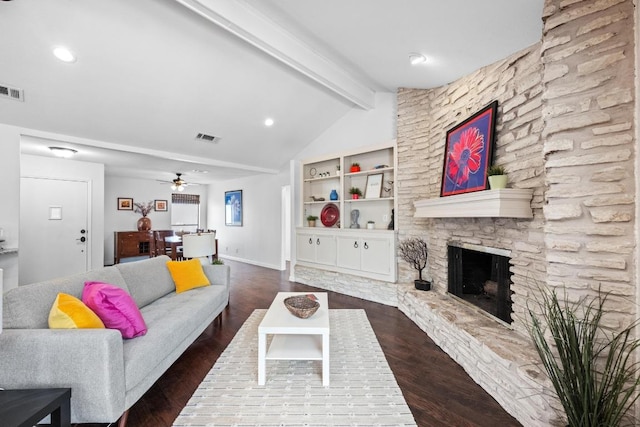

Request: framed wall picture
left=364, top=173, right=384, bottom=199
left=118, top=197, right=133, bottom=210
left=225, top=190, right=243, bottom=226
left=154, top=199, right=168, bottom=211
left=441, top=101, right=498, bottom=197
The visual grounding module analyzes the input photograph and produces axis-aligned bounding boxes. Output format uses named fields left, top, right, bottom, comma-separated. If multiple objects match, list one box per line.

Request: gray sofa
left=0, top=255, right=230, bottom=425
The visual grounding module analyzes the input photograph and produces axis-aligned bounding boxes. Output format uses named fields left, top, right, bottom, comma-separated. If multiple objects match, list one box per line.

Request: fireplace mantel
left=414, top=189, right=533, bottom=218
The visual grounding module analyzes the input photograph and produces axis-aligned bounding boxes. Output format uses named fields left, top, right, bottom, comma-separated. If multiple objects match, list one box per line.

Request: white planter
left=488, top=175, right=508, bottom=190
left=367, top=223, right=375, bottom=229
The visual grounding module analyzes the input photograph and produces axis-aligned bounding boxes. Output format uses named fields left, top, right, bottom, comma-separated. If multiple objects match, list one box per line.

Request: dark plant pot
left=414, top=280, right=431, bottom=291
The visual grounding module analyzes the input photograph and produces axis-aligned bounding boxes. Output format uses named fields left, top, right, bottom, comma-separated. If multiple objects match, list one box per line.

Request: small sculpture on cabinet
left=350, top=209, right=360, bottom=229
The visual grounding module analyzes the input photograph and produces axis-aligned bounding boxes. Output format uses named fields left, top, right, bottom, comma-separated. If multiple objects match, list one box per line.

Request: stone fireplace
left=395, top=1, right=637, bottom=425
left=447, top=243, right=512, bottom=324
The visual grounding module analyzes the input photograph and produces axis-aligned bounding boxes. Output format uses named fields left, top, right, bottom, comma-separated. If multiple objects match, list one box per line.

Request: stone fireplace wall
left=396, top=0, right=636, bottom=424
left=397, top=43, right=546, bottom=335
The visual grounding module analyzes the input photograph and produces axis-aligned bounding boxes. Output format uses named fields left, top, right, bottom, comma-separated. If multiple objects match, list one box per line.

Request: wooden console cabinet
left=114, top=231, right=153, bottom=264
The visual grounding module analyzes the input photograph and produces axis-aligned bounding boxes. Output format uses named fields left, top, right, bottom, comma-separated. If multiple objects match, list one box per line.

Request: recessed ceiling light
left=409, top=53, right=427, bottom=66
left=191, top=169, right=209, bottom=174
left=53, top=46, right=77, bottom=63
left=49, top=146, right=77, bottom=158
left=264, top=118, right=274, bottom=127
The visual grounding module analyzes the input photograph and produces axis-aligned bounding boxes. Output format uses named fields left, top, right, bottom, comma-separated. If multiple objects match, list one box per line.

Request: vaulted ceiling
left=1, top=0, right=543, bottom=184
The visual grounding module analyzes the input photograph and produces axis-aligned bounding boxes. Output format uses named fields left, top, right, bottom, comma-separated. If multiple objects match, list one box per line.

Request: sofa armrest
left=0, top=328, right=126, bottom=423
left=203, top=264, right=230, bottom=292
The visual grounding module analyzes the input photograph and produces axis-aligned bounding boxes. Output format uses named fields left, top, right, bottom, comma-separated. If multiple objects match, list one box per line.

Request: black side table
left=0, top=388, right=71, bottom=427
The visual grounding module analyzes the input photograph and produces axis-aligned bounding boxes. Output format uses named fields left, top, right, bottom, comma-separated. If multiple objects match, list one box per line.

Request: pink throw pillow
left=82, top=281, right=147, bottom=339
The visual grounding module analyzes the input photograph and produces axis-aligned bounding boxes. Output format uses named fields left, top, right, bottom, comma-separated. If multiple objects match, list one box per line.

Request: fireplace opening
left=447, top=245, right=513, bottom=323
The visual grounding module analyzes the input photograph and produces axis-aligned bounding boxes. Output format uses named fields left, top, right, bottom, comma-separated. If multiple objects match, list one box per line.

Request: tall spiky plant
left=527, top=288, right=640, bottom=426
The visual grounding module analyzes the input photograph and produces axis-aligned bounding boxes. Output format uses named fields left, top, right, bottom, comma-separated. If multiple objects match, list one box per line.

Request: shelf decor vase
left=137, top=217, right=152, bottom=231
left=330, top=189, right=338, bottom=200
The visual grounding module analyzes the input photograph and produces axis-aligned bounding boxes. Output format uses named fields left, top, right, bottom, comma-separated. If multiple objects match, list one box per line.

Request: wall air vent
left=195, top=133, right=220, bottom=143
left=0, top=83, right=24, bottom=102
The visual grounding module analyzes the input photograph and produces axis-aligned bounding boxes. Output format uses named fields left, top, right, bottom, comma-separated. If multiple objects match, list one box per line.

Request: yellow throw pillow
left=166, top=258, right=211, bottom=293
left=49, top=293, right=105, bottom=329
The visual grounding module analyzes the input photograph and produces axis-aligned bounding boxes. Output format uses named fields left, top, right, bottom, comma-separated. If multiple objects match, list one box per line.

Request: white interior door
left=19, top=177, right=89, bottom=284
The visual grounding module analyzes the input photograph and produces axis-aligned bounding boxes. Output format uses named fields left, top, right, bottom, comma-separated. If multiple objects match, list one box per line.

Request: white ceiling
left=1, top=0, right=543, bottom=185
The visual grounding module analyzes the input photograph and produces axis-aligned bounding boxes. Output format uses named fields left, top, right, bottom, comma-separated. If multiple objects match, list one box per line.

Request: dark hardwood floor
left=80, top=260, right=521, bottom=427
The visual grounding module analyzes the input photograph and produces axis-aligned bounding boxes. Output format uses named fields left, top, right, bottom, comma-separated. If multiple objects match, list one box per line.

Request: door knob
left=77, top=236, right=86, bottom=242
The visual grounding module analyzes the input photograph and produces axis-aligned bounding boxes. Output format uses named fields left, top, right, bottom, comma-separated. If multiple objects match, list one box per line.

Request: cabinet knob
left=309, top=238, right=312, bottom=245
left=364, top=242, right=369, bottom=249
left=353, top=241, right=358, bottom=249
left=316, top=238, right=320, bottom=245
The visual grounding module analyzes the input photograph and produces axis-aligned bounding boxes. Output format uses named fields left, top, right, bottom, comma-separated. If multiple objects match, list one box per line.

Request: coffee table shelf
left=267, top=334, right=323, bottom=360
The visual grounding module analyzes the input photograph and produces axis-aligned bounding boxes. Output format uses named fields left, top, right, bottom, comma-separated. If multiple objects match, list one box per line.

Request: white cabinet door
left=361, top=237, right=391, bottom=275
left=296, top=232, right=316, bottom=262
left=315, top=235, right=336, bottom=266
left=336, top=236, right=361, bottom=270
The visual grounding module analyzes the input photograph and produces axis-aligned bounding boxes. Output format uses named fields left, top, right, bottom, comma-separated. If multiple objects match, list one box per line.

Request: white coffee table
left=258, top=292, right=330, bottom=386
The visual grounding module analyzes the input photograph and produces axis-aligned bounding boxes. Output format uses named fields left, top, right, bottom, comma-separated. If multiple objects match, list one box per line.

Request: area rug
left=173, top=309, right=416, bottom=426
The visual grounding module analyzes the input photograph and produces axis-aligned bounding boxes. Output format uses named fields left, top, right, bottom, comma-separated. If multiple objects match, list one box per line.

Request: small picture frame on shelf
left=364, top=173, right=383, bottom=199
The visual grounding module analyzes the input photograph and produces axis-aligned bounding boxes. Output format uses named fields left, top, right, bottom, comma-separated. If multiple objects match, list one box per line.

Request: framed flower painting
left=440, top=101, right=498, bottom=197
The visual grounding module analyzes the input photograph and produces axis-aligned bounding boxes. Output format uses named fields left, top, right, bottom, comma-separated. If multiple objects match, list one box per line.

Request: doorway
left=19, top=177, right=90, bottom=284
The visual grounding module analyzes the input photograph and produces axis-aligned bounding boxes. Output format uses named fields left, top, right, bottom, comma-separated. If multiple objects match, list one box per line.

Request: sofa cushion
left=3, top=266, right=129, bottom=329
left=48, top=293, right=105, bottom=329
left=82, top=282, right=147, bottom=339
left=116, top=255, right=176, bottom=308
left=166, top=259, right=210, bottom=293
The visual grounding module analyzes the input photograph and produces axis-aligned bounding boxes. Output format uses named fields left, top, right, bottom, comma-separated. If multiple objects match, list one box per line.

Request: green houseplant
left=349, top=187, right=363, bottom=199
left=528, top=288, right=640, bottom=426
left=487, top=165, right=507, bottom=189
left=306, top=215, right=318, bottom=227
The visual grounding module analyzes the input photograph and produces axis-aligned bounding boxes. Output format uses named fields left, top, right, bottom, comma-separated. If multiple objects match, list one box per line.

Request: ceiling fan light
left=178, top=185, right=185, bottom=192
left=171, top=184, right=177, bottom=191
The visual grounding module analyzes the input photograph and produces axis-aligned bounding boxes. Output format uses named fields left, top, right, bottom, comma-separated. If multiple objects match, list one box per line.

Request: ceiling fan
left=157, top=173, right=198, bottom=192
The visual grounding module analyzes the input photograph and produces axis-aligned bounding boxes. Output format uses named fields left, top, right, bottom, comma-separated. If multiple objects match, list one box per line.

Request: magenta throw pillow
left=82, top=281, right=147, bottom=339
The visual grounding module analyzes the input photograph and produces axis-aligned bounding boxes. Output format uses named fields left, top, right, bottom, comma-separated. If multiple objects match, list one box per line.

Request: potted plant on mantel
left=306, top=215, right=318, bottom=227
left=350, top=162, right=361, bottom=173
left=487, top=165, right=508, bottom=189
left=349, top=187, right=363, bottom=199
left=398, top=237, right=430, bottom=291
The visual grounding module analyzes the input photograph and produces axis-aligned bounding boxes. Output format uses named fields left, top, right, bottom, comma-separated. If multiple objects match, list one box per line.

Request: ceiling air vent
left=0, top=83, right=24, bottom=102
left=195, top=133, right=220, bottom=143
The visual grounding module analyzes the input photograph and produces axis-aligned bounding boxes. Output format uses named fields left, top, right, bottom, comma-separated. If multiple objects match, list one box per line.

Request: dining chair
left=153, top=230, right=175, bottom=257
left=182, top=232, right=216, bottom=263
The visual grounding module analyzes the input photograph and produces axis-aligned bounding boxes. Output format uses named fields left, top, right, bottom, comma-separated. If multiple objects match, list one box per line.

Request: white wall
left=0, top=125, right=21, bottom=290
left=207, top=169, right=289, bottom=270
left=207, top=92, right=396, bottom=271
left=21, top=153, right=105, bottom=274
left=105, top=176, right=209, bottom=265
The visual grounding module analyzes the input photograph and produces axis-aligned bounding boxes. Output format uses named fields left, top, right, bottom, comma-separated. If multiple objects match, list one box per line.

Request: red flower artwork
left=446, top=127, right=485, bottom=188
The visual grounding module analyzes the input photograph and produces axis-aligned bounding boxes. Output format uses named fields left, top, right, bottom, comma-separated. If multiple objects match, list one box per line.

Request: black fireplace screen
left=447, top=245, right=513, bottom=323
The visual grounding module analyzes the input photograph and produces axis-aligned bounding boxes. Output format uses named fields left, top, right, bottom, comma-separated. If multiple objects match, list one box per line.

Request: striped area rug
left=173, top=309, right=416, bottom=426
